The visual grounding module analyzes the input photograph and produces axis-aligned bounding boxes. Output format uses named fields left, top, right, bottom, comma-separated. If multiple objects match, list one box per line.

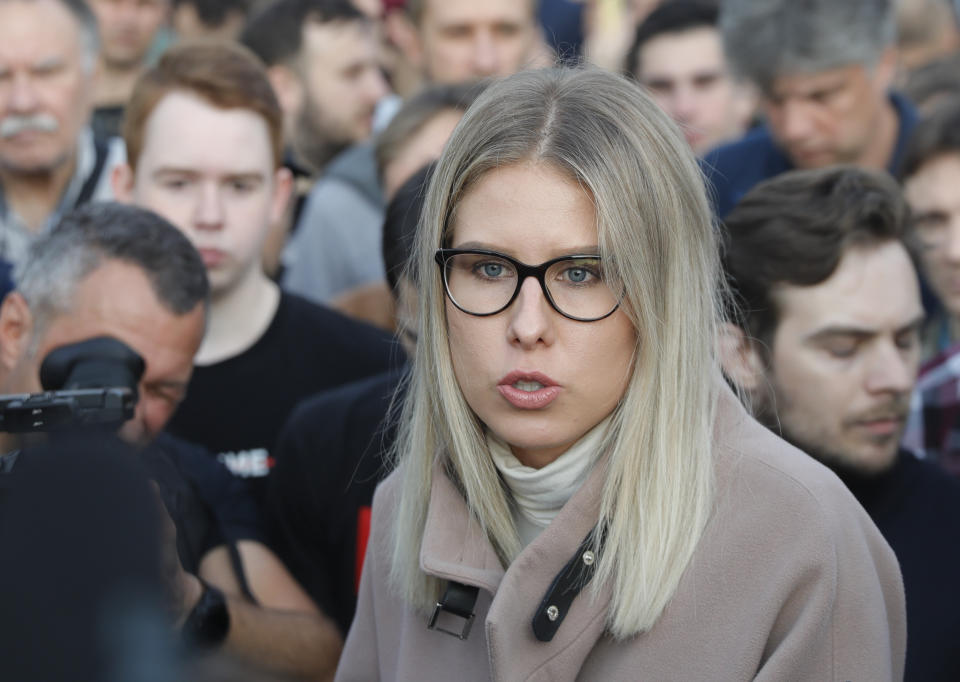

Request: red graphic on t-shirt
left=355, top=506, right=372, bottom=593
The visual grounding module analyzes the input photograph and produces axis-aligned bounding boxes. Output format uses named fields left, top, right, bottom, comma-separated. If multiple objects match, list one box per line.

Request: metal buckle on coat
left=531, top=528, right=604, bottom=642
left=428, top=581, right=480, bottom=640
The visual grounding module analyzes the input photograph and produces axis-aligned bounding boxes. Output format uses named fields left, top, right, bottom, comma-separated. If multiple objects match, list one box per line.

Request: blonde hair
left=390, top=67, right=725, bottom=638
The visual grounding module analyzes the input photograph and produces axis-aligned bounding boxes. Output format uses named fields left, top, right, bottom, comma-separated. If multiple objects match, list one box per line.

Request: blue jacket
left=702, top=92, right=918, bottom=218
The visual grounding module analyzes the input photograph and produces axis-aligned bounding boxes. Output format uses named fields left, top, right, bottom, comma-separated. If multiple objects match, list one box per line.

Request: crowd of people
left=0, top=0, right=959, bottom=680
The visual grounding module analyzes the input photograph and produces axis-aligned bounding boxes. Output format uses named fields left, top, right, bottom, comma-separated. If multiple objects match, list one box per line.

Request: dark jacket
left=702, top=92, right=918, bottom=218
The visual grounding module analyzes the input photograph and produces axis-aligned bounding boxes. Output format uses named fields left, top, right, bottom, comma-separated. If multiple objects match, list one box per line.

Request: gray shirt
left=0, top=128, right=125, bottom=267
left=281, top=143, right=386, bottom=304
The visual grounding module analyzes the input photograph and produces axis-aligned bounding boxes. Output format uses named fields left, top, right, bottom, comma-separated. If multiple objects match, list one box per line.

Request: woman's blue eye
left=567, top=268, right=588, bottom=283
left=481, top=263, right=504, bottom=277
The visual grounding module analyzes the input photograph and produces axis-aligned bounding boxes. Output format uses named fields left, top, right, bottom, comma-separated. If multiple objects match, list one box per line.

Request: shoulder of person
left=918, top=339, right=960, bottom=383
left=700, top=127, right=783, bottom=218
left=282, top=290, right=398, bottom=345
left=701, top=127, right=777, bottom=178
left=303, top=151, right=381, bottom=216
left=288, top=367, right=404, bottom=423
left=707, top=395, right=904, bottom=677
left=900, top=452, right=960, bottom=505
left=716, top=407, right=875, bottom=531
left=280, top=290, right=395, bottom=344
left=369, top=465, right=404, bottom=525
left=274, top=369, right=403, bottom=480
left=712, top=389, right=897, bottom=566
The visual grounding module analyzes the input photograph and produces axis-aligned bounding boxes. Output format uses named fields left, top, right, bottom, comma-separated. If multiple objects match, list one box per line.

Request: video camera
left=0, top=337, right=144, bottom=433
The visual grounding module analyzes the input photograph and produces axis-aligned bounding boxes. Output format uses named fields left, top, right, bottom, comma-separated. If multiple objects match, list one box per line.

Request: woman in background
left=336, top=67, right=905, bottom=681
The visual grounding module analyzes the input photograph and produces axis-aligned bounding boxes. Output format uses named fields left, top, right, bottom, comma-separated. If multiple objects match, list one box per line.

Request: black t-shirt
left=166, top=292, right=400, bottom=507
left=839, top=451, right=960, bottom=682
left=148, top=432, right=266, bottom=551
left=266, top=367, right=406, bottom=633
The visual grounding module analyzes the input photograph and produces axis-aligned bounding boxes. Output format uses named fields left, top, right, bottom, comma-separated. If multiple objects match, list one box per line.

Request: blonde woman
left=336, top=68, right=905, bottom=681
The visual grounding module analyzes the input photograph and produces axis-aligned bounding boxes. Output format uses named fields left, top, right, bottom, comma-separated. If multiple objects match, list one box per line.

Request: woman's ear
left=718, top=322, right=766, bottom=392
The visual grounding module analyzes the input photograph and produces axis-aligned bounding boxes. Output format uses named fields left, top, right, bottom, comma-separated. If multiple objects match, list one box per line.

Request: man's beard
left=291, top=97, right=359, bottom=174
left=760, top=396, right=909, bottom=477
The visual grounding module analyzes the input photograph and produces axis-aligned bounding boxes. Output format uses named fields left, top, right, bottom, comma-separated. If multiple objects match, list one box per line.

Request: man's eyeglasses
left=434, top=248, right=620, bottom=322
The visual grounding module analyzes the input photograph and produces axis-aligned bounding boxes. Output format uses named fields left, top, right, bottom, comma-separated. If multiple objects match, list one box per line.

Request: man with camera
left=0, top=202, right=342, bottom=680
left=111, top=41, right=398, bottom=511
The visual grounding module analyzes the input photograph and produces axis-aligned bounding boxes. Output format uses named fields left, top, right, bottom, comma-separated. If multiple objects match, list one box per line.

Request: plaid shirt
left=904, top=344, right=960, bottom=476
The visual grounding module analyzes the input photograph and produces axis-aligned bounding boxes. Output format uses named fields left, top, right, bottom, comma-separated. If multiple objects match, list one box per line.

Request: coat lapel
left=486, top=457, right=611, bottom=681
left=419, top=465, right=506, bottom=594
left=418, top=457, right=614, bottom=682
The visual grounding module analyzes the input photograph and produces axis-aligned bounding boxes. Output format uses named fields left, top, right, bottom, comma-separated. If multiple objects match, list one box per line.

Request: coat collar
left=416, top=382, right=749, bottom=680
left=419, top=455, right=613, bottom=681
left=419, top=465, right=506, bottom=594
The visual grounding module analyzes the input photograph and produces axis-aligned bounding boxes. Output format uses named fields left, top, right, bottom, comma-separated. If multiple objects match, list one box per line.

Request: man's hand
left=150, top=483, right=342, bottom=678
left=200, top=541, right=343, bottom=681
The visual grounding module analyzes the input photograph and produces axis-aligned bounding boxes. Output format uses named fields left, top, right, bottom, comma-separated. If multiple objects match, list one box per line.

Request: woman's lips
left=497, top=371, right=561, bottom=410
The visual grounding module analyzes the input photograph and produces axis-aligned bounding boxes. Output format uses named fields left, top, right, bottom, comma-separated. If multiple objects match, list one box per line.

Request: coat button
left=582, top=550, right=595, bottom=566
left=546, top=605, right=560, bottom=621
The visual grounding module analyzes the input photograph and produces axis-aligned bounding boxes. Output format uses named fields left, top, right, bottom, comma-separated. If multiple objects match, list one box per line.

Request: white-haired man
left=0, top=0, right=125, bottom=270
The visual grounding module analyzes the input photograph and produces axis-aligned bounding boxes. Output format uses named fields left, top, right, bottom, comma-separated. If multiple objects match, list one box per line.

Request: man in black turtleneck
left=718, top=165, right=960, bottom=681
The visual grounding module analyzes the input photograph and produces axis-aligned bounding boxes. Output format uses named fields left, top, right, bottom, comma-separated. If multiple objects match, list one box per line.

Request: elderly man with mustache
left=0, top=0, right=125, bottom=277
left=719, top=165, right=960, bottom=682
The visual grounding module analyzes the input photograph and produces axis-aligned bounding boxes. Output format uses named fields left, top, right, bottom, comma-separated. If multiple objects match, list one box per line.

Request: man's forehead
left=772, top=242, right=922, bottom=334
left=0, top=0, right=84, bottom=59
left=38, top=262, right=204, bottom=368
left=767, top=63, right=867, bottom=97
left=300, top=19, right=377, bottom=67
left=906, top=152, right=960, bottom=197
left=640, top=27, right=725, bottom=76
left=423, top=0, right=535, bottom=26
left=138, top=91, right=274, bottom=173
left=62, top=261, right=165, bottom=318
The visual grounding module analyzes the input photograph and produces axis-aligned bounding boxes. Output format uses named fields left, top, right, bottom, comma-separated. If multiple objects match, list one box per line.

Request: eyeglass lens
left=442, top=252, right=618, bottom=320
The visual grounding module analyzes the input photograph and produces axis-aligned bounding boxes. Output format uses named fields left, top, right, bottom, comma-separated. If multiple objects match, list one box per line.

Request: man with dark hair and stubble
left=720, top=166, right=960, bottom=681
left=624, top=0, right=755, bottom=156
left=242, top=0, right=388, bottom=177
left=277, top=0, right=547, bottom=307
left=241, top=0, right=389, bottom=281
left=704, top=0, right=918, bottom=217
left=0, top=201, right=345, bottom=680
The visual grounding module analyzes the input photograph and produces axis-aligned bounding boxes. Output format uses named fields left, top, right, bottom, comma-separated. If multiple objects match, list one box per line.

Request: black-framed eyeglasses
left=434, top=248, right=620, bottom=322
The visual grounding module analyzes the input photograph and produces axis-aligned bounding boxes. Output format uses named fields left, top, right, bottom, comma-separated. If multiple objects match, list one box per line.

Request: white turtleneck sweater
left=487, top=416, right=611, bottom=547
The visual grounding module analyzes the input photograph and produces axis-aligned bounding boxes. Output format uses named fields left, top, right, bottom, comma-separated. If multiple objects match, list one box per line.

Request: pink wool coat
left=336, top=387, right=906, bottom=681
